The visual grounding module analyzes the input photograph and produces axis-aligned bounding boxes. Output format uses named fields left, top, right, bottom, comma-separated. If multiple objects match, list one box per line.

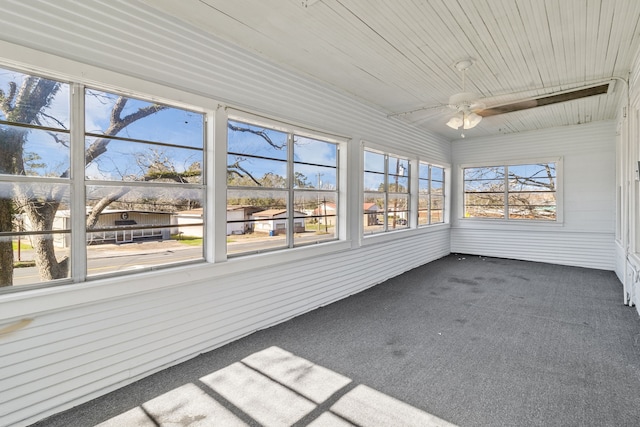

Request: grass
left=12, top=241, right=32, bottom=251
left=14, top=260, right=36, bottom=268
left=11, top=241, right=35, bottom=267
left=171, top=234, right=202, bottom=246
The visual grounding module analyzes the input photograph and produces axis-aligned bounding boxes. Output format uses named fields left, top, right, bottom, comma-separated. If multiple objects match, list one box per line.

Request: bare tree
left=0, top=75, right=165, bottom=286
left=0, top=76, right=60, bottom=285
left=464, top=164, right=556, bottom=219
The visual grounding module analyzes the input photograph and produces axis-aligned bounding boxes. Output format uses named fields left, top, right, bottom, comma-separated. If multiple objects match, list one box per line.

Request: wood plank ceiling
left=141, top=0, right=640, bottom=139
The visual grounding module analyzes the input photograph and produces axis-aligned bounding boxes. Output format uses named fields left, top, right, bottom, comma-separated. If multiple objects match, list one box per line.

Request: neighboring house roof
left=227, top=205, right=262, bottom=215
left=363, top=203, right=379, bottom=212
left=253, top=209, right=307, bottom=218
left=226, top=205, right=262, bottom=212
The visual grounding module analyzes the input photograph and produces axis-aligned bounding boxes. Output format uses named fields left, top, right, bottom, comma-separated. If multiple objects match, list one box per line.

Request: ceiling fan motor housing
left=448, top=92, right=480, bottom=111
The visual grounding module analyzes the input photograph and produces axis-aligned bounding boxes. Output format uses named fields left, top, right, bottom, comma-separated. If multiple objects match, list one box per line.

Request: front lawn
left=12, top=241, right=32, bottom=251
left=171, top=234, right=202, bottom=246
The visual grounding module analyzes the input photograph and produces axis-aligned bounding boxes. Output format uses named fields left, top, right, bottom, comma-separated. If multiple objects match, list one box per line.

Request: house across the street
left=251, top=209, right=307, bottom=235
left=50, top=209, right=172, bottom=246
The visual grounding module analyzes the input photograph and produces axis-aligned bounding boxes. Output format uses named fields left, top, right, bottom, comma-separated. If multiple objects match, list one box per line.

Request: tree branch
left=85, top=99, right=167, bottom=166
left=38, top=111, right=68, bottom=130
left=228, top=160, right=262, bottom=186
left=44, top=131, right=69, bottom=148
left=228, top=123, right=283, bottom=149
left=87, top=188, right=130, bottom=229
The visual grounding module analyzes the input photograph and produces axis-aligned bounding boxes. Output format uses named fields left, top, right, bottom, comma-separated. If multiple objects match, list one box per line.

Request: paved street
left=12, top=232, right=335, bottom=286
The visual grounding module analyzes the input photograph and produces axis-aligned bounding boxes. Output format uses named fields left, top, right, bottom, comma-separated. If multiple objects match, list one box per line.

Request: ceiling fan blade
left=470, top=101, right=486, bottom=112
left=478, top=83, right=610, bottom=117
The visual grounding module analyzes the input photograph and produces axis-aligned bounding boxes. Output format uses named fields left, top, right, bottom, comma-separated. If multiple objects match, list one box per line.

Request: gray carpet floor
left=32, top=254, right=640, bottom=427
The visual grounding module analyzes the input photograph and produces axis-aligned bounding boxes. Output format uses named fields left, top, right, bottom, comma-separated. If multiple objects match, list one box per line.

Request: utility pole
left=316, top=172, right=323, bottom=231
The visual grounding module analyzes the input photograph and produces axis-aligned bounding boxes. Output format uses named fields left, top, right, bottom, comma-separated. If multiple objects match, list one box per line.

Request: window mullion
left=287, top=133, right=295, bottom=247
left=504, top=166, right=509, bottom=219
left=70, top=83, right=87, bottom=282
left=210, top=108, right=223, bottom=263
left=428, top=165, right=433, bottom=225
left=384, top=154, right=389, bottom=231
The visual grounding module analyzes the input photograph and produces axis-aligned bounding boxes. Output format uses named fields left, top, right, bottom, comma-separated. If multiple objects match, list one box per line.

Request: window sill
left=361, top=222, right=450, bottom=246
left=0, top=240, right=352, bottom=322
left=454, top=218, right=564, bottom=230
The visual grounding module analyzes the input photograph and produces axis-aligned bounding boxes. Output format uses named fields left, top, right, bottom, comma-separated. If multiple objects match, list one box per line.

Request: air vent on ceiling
left=477, top=81, right=614, bottom=117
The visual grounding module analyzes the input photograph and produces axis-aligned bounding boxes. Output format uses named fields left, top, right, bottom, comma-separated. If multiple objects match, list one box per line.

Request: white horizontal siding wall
left=0, top=2, right=451, bottom=426
left=1, top=231, right=450, bottom=426
left=451, top=121, right=616, bottom=270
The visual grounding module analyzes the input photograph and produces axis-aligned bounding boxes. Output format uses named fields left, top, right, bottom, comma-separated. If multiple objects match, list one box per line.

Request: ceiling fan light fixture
left=446, top=113, right=463, bottom=129
left=463, top=112, right=482, bottom=129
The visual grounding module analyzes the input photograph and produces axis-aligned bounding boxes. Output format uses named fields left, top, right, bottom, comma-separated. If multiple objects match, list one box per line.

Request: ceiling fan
left=441, top=59, right=485, bottom=135
left=387, top=59, right=487, bottom=137
left=389, top=58, right=615, bottom=136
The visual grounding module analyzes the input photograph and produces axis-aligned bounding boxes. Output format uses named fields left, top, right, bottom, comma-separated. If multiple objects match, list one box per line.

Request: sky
left=363, top=150, right=412, bottom=192
left=227, top=119, right=338, bottom=189
left=2, top=68, right=342, bottom=191
left=0, top=68, right=71, bottom=177
left=0, top=67, right=204, bottom=181
left=84, top=89, right=203, bottom=181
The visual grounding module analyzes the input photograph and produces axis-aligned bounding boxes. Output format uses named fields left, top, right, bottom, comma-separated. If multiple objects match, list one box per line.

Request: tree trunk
left=1, top=81, right=166, bottom=286
left=22, top=200, right=68, bottom=280
left=0, top=127, right=23, bottom=287
left=0, top=198, right=14, bottom=287
left=31, top=234, right=68, bottom=281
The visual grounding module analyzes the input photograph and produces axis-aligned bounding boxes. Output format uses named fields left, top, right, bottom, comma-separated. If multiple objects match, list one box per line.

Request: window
left=0, top=66, right=205, bottom=290
left=463, top=162, right=557, bottom=220
left=84, top=89, right=205, bottom=276
left=363, top=149, right=410, bottom=234
left=226, top=118, right=339, bottom=256
left=0, top=69, right=71, bottom=288
left=418, top=162, right=445, bottom=225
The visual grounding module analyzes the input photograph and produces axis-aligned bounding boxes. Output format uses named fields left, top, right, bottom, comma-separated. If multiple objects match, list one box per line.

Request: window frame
left=362, top=146, right=411, bottom=236
left=0, top=64, right=211, bottom=293
left=418, top=161, right=446, bottom=226
left=460, top=158, right=563, bottom=224
left=225, top=111, right=345, bottom=257
left=0, top=68, right=74, bottom=283
left=82, top=86, right=208, bottom=280
left=0, top=50, right=353, bottom=313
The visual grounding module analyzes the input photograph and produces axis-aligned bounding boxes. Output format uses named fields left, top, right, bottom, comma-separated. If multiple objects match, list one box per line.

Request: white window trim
left=417, top=160, right=447, bottom=227
left=225, top=112, right=345, bottom=256
left=226, top=108, right=350, bottom=145
left=0, top=73, right=212, bottom=291
left=457, top=157, right=564, bottom=227
left=360, top=142, right=451, bottom=245
left=362, top=146, right=411, bottom=235
left=0, top=64, right=353, bottom=314
left=0, top=40, right=451, bottom=315
left=0, top=238, right=354, bottom=321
